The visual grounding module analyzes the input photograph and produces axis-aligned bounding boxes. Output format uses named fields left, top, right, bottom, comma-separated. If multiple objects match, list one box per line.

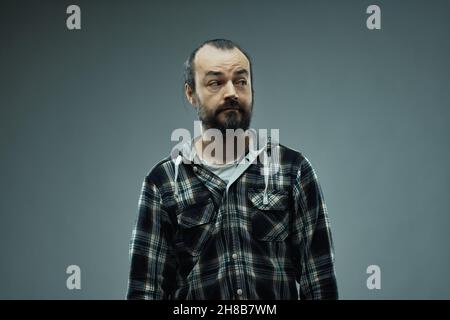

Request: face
left=185, top=45, right=253, bottom=133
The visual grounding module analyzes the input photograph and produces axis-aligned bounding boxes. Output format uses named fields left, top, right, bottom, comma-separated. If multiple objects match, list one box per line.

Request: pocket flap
left=177, top=199, right=216, bottom=228
left=248, top=189, right=289, bottom=211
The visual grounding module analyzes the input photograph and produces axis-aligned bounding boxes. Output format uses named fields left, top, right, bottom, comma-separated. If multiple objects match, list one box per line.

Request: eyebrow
left=234, top=69, right=249, bottom=77
left=204, top=68, right=249, bottom=78
left=205, top=71, right=224, bottom=77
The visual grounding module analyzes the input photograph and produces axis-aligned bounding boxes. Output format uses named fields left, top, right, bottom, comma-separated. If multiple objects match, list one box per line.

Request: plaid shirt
left=126, top=140, right=338, bottom=300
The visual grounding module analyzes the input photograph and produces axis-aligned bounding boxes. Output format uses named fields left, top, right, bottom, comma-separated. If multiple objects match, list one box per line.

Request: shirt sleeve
left=291, top=156, right=338, bottom=299
left=126, top=175, right=177, bottom=299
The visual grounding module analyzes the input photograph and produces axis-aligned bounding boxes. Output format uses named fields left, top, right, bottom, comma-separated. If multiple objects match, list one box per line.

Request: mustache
left=215, top=100, right=243, bottom=116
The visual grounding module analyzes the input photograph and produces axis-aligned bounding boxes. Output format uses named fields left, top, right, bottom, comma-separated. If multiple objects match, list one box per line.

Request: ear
left=184, top=83, right=197, bottom=107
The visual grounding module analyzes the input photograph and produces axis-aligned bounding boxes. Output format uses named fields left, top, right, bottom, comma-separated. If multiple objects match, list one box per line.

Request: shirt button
left=193, top=166, right=198, bottom=173
left=232, top=253, right=238, bottom=260
left=237, top=289, right=243, bottom=296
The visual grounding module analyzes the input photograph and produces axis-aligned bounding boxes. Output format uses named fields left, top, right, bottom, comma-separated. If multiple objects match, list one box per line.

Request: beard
left=197, top=98, right=253, bottom=134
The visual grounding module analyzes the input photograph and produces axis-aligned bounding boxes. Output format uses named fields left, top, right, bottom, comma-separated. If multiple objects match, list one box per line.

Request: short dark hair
left=183, top=39, right=253, bottom=93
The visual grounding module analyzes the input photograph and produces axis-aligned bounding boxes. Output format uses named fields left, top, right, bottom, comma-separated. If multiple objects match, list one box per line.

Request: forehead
left=194, top=45, right=251, bottom=77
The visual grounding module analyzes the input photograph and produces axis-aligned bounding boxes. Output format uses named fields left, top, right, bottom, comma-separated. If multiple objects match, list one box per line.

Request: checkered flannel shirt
left=126, top=143, right=338, bottom=299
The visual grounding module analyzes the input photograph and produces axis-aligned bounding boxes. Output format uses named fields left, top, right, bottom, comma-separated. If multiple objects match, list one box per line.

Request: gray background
left=1, top=0, right=449, bottom=299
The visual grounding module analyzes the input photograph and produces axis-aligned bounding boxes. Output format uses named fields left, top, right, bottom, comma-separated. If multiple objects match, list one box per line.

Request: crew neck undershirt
left=200, top=156, right=242, bottom=185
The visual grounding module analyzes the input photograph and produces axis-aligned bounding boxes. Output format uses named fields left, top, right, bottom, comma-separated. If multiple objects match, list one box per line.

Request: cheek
left=241, top=94, right=253, bottom=109
left=203, top=94, right=222, bottom=108
left=240, top=88, right=252, bottom=101
left=197, top=89, right=216, bottom=105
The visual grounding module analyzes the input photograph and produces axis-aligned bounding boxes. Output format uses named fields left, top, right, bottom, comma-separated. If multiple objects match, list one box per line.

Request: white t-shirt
left=201, top=159, right=240, bottom=185
left=193, top=136, right=266, bottom=190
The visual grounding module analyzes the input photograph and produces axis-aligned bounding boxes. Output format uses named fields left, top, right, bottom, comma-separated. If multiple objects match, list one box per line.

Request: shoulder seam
left=144, top=156, right=173, bottom=177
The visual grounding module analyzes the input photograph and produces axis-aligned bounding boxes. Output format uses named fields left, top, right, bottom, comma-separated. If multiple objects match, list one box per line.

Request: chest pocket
left=248, top=189, right=290, bottom=241
left=175, top=198, right=216, bottom=256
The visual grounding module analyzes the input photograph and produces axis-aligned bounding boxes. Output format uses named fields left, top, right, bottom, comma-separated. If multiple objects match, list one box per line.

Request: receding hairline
left=192, top=45, right=251, bottom=77
left=183, top=39, right=254, bottom=92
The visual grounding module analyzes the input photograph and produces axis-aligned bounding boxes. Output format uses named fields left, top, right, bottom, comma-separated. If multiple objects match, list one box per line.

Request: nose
left=223, top=80, right=238, bottom=100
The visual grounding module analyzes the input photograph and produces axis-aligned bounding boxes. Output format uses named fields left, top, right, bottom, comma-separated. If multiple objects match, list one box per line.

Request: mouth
left=221, top=108, right=240, bottom=113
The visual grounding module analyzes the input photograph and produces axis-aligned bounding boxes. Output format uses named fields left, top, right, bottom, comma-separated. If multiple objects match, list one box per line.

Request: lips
left=221, top=108, right=240, bottom=112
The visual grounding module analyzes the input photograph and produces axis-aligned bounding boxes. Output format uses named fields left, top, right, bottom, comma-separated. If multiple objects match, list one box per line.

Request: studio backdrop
left=1, top=0, right=449, bottom=299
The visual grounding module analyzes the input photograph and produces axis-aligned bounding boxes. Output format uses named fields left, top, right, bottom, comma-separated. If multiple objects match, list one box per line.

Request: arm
left=291, top=156, right=338, bottom=299
left=126, top=175, right=177, bottom=299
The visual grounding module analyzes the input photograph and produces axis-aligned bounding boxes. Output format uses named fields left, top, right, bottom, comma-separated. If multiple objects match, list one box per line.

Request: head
left=184, top=39, right=254, bottom=134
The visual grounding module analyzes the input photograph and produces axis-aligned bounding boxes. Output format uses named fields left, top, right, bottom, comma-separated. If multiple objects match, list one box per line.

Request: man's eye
left=209, top=81, right=220, bottom=87
left=236, top=79, right=248, bottom=86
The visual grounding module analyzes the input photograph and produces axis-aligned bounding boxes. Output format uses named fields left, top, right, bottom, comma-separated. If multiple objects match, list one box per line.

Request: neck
left=196, top=127, right=249, bottom=165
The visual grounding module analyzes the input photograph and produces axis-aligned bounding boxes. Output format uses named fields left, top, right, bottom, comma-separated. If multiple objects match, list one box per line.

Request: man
left=126, top=39, right=338, bottom=300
